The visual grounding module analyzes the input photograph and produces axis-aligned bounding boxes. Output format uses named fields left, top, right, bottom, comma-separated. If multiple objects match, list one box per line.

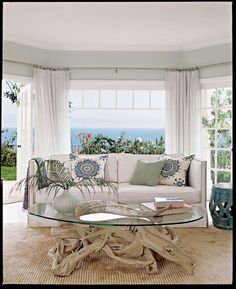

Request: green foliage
left=202, top=111, right=215, bottom=128
left=1, top=166, right=16, bottom=180
left=1, top=129, right=17, bottom=167
left=10, top=159, right=117, bottom=199
left=217, top=171, right=231, bottom=183
left=217, top=150, right=231, bottom=170
left=1, top=145, right=17, bottom=166
left=3, top=80, right=20, bottom=104
left=77, top=132, right=165, bottom=155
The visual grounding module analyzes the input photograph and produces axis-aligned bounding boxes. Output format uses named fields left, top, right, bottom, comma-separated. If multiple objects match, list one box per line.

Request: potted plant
left=10, top=159, right=117, bottom=215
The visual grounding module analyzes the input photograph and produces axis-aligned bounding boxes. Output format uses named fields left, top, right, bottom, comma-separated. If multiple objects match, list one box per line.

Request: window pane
left=134, top=90, right=149, bottom=109
left=206, top=129, right=215, bottom=147
left=100, top=90, right=116, bottom=108
left=217, top=150, right=231, bottom=170
left=201, top=89, right=216, bottom=108
left=217, top=129, right=231, bottom=148
left=217, top=88, right=232, bottom=107
left=217, top=109, right=231, bottom=128
left=211, top=150, right=215, bottom=168
left=217, top=171, right=231, bottom=183
left=211, top=169, right=215, bottom=185
left=202, top=109, right=215, bottom=128
left=83, top=90, right=99, bottom=108
left=69, top=90, right=83, bottom=108
left=117, top=90, right=133, bottom=108
left=151, top=90, right=165, bottom=109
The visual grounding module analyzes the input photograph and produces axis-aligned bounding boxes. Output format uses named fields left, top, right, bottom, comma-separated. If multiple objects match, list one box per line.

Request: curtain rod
left=4, top=59, right=231, bottom=70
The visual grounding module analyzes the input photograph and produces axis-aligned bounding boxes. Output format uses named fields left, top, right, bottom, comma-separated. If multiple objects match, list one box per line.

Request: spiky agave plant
left=9, top=159, right=117, bottom=200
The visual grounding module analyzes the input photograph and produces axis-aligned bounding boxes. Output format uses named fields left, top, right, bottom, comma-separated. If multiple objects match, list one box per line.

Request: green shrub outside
left=1, top=144, right=17, bottom=166
left=1, top=129, right=17, bottom=180
left=77, top=132, right=165, bottom=155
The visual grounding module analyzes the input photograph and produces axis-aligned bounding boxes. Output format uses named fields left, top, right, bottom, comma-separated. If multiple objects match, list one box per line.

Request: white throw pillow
left=70, top=154, right=108, bottom=181
left=159, top=155, right=194, bottom=186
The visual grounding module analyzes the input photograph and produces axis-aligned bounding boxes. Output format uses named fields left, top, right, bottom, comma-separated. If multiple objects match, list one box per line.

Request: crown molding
left=3, top=38, right=232, bottom=53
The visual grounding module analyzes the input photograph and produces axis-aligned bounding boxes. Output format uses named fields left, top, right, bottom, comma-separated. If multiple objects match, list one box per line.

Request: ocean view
left=2, top=127, right=165, bottom=146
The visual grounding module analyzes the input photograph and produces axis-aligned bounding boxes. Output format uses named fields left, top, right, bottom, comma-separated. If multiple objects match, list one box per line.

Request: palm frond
left=10, top=158, right=118, bottom=201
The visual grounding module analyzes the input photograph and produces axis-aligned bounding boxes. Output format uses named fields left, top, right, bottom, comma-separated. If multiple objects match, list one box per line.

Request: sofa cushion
left=129, top=159, right=166, bottom=186
left=159, top=155, right=193, bottom=187
left=34, top=183, right=118, bottom=204
left=70, top=155, right=108, bottom=181
left=48, top=153, right=118, bottom=182
left=118, top=183, right=201, bottom=204
left=118, top=153, right=161, bottom=183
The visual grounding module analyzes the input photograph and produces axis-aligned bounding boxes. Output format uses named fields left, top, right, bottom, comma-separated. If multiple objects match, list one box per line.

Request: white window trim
left=70, top=80, right=165, bottom=90
left=200, top=76, right=232, bottom=89
left=3, top=74, right=32, bottom=85
left=200, top=82, right=232, bottom=198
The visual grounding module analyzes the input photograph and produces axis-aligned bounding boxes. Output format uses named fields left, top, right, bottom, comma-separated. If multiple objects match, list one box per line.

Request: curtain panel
left=165, top=69, right=201, bottom=156
left=33, top=68, right=70, bottom=157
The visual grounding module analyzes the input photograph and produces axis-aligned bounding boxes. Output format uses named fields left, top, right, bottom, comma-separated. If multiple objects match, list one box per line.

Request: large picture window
left=68, top=82, right=166, bottom=153
left=201, top=78, right=232, bottom=198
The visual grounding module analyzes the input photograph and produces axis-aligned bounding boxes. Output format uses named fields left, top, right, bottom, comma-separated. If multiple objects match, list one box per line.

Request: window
left=1, top=76, right=32, bottom=181
left=69, top=81, right=166, bottom=153
left=200, top=78, right=232, bottom=199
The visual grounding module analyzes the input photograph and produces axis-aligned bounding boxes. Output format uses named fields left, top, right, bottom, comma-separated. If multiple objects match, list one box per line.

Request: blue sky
left=2, top=80, right=17, bottom=128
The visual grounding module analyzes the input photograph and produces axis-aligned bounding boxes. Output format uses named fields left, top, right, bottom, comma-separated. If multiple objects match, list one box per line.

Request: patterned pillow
left=159, top=155, right=195, bottom=187
left=70, top=154, right=108, bottom=181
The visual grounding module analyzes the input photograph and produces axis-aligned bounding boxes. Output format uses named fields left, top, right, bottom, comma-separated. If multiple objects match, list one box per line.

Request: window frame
left=200, top=76, right=232, bottom=199
left=70, top=80, right=166, bottom=110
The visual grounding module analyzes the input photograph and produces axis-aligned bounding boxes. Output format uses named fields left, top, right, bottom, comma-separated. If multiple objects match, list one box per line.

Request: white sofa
left=27, top=153, right=208, bottom=227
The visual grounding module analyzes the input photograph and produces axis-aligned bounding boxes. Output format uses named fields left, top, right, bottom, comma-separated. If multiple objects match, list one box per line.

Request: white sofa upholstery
left=27, top=153, right=207, bottom=227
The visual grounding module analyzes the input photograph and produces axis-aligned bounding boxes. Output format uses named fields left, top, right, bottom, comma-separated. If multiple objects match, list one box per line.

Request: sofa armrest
left=188, top=158, right=207, bottom=205
left=26, top=158, right=48, bottom=208
left=26, top=159, right=39, bottom=208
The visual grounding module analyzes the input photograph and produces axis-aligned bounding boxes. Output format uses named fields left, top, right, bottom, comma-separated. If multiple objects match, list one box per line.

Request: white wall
left=3, top=41, right=232, bottom=80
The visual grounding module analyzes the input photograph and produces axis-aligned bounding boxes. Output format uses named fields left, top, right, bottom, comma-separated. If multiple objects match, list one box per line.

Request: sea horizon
left=2, top=127, right=165, bottom=145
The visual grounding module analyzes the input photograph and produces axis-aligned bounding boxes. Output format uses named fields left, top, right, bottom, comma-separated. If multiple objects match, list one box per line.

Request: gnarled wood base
left=48, top=224, right=194, bottom=276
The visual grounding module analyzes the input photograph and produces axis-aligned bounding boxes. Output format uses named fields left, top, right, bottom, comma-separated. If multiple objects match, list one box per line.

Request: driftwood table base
left=48, top=223, right=194, bottom=276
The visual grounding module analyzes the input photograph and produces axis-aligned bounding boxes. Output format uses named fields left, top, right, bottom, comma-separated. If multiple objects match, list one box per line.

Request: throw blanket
left=23, top=158, right=48, bottom=210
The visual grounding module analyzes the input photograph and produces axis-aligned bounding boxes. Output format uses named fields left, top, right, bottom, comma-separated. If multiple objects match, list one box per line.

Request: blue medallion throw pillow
left=158, top=155, right=195, bottom=187
left=70, top=155, right=108, bottom=181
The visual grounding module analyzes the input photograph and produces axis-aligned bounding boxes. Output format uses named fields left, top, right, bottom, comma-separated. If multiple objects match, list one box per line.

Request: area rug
left=3, top=223, right=232, bottom=284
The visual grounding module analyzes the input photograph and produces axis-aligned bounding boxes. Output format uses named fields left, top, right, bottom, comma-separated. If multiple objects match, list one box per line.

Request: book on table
left=139, top=202, right=192, bottom=216
left=157, top=212, right=193, bottom=220
left=154, top=196, right=184, bottom=208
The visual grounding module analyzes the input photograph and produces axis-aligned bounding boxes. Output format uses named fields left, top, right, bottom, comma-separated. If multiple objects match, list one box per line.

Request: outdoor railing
left=71, top=144, right=81, bottom=153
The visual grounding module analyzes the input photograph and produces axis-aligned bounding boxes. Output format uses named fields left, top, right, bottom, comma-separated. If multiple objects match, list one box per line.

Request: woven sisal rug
left=3, top=223, right=232, bottom=284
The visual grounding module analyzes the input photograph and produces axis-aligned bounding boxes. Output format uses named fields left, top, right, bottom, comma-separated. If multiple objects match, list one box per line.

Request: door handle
left=17, top=145, right=21, bottom=148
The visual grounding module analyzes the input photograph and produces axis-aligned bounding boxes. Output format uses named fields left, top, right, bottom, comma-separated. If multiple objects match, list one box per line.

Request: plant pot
left=52, top=189, right=79, bottom=216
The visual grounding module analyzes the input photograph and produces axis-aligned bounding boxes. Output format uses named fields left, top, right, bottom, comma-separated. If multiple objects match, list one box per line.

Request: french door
left=16, top=83, right=33, bottom=181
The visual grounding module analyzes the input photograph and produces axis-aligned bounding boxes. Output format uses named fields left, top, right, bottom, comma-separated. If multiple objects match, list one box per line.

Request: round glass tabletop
left=28, top=203, right=205, bottom=226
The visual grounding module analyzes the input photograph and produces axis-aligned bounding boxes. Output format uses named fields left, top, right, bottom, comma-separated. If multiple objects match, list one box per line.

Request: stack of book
left=139, top=196, right=192, bottom=216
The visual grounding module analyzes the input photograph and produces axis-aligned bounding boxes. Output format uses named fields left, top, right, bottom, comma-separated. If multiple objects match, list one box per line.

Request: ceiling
left=3, top=2, right=232, bottom=52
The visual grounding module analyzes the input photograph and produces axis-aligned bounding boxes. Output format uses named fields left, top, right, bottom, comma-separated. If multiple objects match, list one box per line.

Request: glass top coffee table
left=29, top=202, right=205, bottom=277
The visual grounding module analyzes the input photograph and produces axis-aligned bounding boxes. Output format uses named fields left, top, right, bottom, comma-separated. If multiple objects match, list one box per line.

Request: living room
left=2, top=2, right=232, bottom=285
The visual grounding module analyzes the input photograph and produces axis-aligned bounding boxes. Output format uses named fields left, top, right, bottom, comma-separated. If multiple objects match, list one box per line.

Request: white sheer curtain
left=33, top=67, right=70, bottom=157
left=165, top=69, right=201, bottom=156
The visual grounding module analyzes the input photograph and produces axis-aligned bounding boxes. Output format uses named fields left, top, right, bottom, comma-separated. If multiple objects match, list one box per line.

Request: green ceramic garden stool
left=209, top=183, right=232, bottom=229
